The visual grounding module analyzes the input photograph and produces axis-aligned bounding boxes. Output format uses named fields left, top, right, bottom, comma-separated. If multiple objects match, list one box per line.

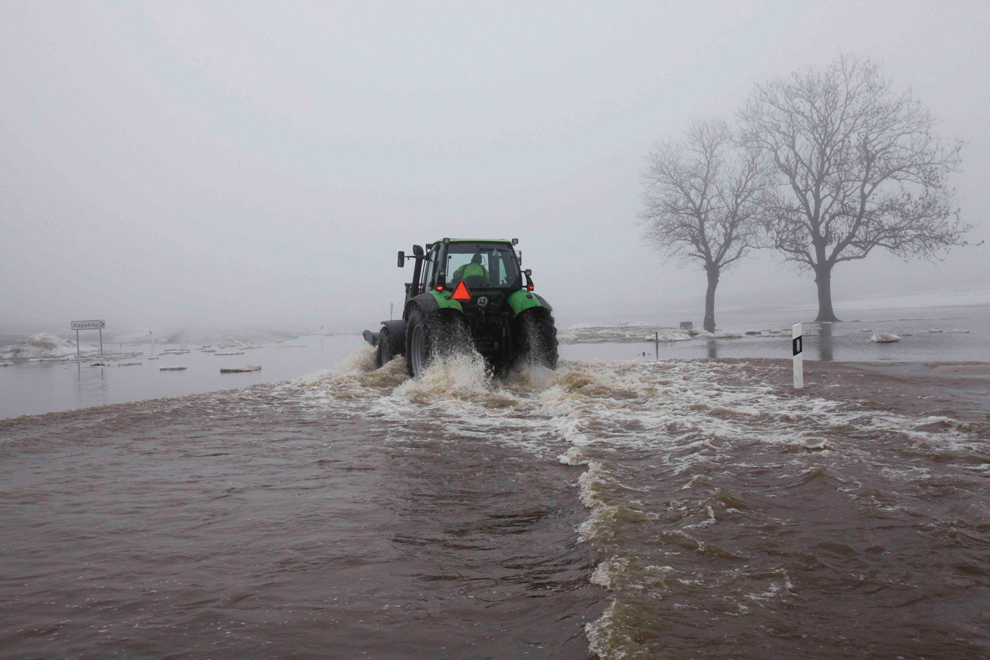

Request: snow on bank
left=691, top=330, right=743, bottom=339
left=560, top=326, right=694, bottom=344
left=560, top=324, right=752, bottom=345
left=0, top=334, right=78, bottom=361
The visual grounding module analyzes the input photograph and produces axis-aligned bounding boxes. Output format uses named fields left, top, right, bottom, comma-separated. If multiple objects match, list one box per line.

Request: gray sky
left=2, top=0, right=988, bottom=335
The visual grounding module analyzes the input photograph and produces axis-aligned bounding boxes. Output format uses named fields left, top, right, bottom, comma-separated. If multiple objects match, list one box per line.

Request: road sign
left=71, top=320, right=106, bottom=356
left=71, top=320, right=106, bottom=330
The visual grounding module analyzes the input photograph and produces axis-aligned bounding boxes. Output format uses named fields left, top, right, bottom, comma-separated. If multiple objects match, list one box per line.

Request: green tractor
left=363, top=238, right=558, bottom=378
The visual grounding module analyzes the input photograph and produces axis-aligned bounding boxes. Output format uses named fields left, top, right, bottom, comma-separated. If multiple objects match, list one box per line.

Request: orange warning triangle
left=451, top=280, right=472, bottom=301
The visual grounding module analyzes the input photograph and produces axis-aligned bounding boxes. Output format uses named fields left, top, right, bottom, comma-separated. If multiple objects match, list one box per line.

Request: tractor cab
left=443, top=241, right=521, bottom=290
left=398, top=239, right=527, bottom=312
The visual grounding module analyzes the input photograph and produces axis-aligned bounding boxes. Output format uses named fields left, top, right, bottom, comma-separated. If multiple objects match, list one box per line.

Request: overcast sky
left=2, top=0, right=988, bottom=336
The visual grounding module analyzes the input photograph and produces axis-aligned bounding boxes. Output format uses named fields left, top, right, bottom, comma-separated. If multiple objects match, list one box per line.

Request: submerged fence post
left=792, top=323, right=803, bottom=389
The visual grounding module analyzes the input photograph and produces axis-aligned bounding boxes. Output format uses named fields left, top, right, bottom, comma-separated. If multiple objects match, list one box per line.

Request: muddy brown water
left=2, top=350, right=989, bottom=658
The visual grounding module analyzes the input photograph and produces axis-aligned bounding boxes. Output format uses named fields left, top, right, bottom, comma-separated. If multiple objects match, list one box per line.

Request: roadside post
left=792, top=323, right=803, bottom=389
left=71, top=320, right=106, bottom=357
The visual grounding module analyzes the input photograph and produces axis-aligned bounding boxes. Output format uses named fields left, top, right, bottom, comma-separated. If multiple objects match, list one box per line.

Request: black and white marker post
left=792, top=323, right=803, bottom=389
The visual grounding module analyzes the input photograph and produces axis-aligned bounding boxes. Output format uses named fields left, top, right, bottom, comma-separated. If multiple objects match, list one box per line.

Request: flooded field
left=2, top=345, right=989, bottom=658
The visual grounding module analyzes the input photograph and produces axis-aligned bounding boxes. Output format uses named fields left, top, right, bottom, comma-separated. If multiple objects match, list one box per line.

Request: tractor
left=362, top=238, right=558, bottom=378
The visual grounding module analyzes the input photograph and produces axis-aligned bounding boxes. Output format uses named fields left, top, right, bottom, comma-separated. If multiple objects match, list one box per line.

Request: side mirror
left=397, top=251, right=405, bottom=268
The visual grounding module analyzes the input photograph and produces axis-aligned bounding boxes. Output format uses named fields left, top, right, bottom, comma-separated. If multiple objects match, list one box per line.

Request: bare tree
left=739, top=54, right=970, bottom=322
left=640, top=118, right=768, bottom=332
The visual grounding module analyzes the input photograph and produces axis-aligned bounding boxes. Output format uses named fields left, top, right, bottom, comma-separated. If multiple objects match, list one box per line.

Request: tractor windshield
left=445, top=242, right=520, bottom=289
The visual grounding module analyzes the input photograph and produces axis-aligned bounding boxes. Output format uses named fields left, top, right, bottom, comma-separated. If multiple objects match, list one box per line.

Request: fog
left=2, top=1, right=987, bottom=338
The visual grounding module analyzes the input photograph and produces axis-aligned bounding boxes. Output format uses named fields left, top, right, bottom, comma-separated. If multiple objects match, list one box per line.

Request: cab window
left=445, top=242, right=520, bottom=288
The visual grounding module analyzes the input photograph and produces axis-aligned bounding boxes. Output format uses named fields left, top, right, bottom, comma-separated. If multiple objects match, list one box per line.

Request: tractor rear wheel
left=515, top=311, right=558, bottom=370
left=406, top=307, right=467, bottom=378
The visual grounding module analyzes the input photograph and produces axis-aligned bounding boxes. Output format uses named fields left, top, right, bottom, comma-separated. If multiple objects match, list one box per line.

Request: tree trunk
left=813, top=263, right=840, bottom=323
left=703, top=266, right=719, bottom=333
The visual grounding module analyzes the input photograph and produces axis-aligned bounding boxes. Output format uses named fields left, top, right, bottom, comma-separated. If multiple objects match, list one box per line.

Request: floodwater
left=3, top=344, right=990, bottom=658
left=2, top=304, right=988, bottom=420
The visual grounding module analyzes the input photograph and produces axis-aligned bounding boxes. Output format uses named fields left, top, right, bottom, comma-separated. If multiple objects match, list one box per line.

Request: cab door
left=420, top=245, right=440, bottom=291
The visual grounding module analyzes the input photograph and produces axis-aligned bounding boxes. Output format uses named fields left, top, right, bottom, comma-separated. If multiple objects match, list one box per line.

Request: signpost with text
left=71, top=320, right=106, bottom=356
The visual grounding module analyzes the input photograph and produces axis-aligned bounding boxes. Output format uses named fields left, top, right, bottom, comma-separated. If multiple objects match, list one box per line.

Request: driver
left=451, top=252, right=489, bottom=285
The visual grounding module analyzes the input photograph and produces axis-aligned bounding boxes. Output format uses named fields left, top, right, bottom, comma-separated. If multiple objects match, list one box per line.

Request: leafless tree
left=739, top=54, right=970, bottom=322
left=640, top=118, right=769, bottom=332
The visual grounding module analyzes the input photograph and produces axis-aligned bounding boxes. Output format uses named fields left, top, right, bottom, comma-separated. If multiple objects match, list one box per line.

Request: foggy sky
left=2, top=1, right=988, bottom=336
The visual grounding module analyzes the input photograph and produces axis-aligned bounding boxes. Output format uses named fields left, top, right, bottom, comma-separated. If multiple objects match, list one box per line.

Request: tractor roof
left=432, top=238, right=512, bottom=244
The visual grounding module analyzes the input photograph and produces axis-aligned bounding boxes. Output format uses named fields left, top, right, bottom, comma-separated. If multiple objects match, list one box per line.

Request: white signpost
left=71, top=320, right=106, bottom=356
left=792, top=323, right=803, bottom=389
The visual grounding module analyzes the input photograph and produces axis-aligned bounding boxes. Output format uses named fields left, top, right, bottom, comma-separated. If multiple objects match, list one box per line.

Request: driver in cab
left=451, top=252, right=489, bottom=286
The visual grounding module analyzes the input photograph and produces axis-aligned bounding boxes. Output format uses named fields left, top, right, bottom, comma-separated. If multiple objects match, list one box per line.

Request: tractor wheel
left=374, top=328, right=393, bottom=369
left=406, top=307, right=465, bottom=378
left=406, top=307, right=429, bottom=377
left=515, top=311, right=559, bottom=370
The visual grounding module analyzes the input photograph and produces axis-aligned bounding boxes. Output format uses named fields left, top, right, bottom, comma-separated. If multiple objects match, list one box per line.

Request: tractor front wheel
left=374, top=328, right=393, bottom=369
left=406, top=309, right=425, bottom=377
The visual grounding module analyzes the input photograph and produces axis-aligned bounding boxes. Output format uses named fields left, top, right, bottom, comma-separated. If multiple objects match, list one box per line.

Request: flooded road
left=2, top=348, right=989, bottom=658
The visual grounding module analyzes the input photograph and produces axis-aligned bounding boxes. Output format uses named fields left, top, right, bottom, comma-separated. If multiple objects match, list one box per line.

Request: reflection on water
left=818, top=322, right=834, bottom=361
left=706, top=339, right=718, bottom=359
left=75, top=362, right=108, bottom=410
